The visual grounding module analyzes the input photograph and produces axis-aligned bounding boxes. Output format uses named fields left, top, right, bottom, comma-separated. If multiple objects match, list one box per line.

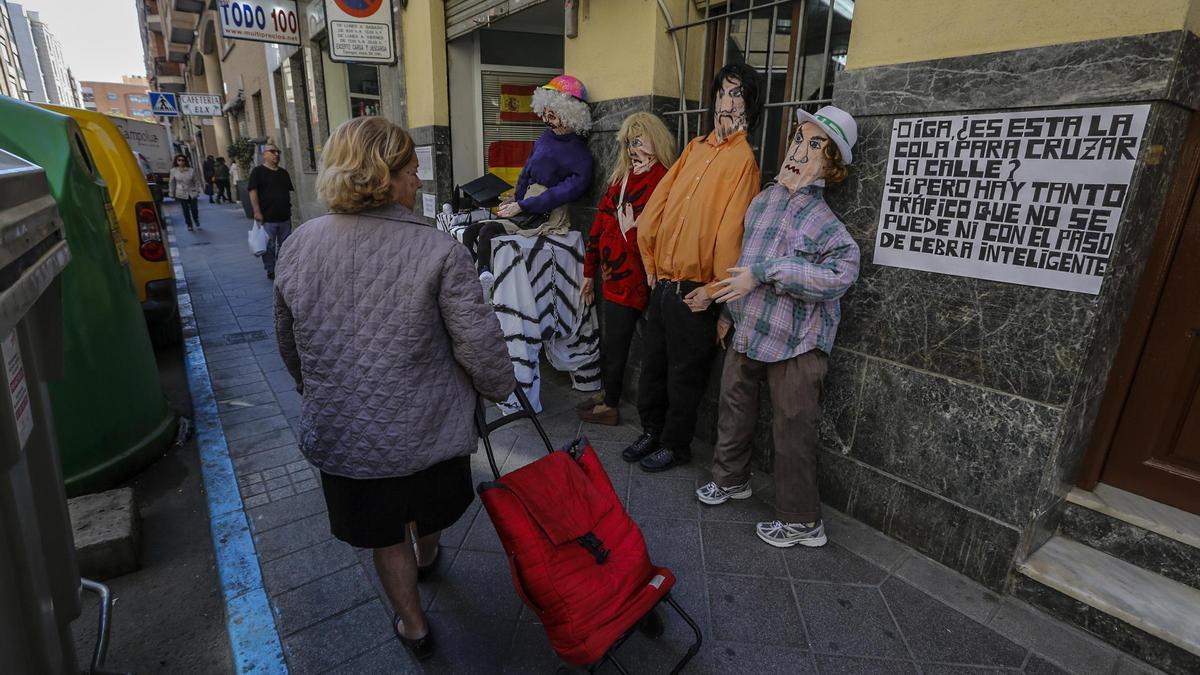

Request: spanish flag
left=487, top=140, right=535, bottom=188
left=499, top=83, right=540, bottom=123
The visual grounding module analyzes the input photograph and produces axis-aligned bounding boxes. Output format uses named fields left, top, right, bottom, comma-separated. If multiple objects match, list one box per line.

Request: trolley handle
left=475, top=388, right=555, bottom=480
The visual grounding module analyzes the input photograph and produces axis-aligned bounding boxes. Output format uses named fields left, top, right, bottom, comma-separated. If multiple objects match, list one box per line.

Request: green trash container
left=0, top=97, right=177, bottom=495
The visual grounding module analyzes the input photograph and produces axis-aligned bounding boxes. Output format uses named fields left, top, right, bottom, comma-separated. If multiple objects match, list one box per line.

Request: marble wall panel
left=409, top=124, right=453, bottom=215
left=819, top=449, right=1022, bottom=591
left=836, top=32, right=1193, bottom=117
left=849, top=357, right=1064, bottom=526
left=1167, top=32, right=1200, bottom=111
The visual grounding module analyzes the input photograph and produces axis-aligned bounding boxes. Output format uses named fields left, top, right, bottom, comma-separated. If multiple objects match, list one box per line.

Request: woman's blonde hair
left=316, top=117, right=415, bottom=213
left=608, top=112, right=678, bottom=186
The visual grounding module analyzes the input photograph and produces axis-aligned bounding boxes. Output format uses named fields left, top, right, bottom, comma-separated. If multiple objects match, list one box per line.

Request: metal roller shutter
left=445, top=0, right=548, bottom=41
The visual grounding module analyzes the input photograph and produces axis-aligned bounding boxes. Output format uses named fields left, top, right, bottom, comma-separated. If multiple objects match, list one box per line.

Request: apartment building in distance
left=0, top=0, right=29, bottom=99
left=9, top=3, right=73, bottom=105
left=80, top=75, right=153, bottom=118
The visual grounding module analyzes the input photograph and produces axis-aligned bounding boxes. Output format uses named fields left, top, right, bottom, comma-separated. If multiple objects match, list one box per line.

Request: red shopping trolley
left=475, top=389, right=703, bottom=673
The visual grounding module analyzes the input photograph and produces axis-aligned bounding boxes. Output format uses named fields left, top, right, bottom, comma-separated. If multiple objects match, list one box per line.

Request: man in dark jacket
left=202, top=155, right=215, bottom=203
left=213, top=157, right=231, bottom=203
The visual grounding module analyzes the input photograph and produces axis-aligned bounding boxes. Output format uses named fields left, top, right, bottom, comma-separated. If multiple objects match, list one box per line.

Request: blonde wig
left=607, top=112, right=678, bottom=186
left=531, top=88, right=593, bottom=134
left=316, top=117, right=415, bottom=213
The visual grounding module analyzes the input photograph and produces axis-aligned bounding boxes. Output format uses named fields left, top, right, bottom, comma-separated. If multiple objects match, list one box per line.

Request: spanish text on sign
left=872, top=105, right=1150, bottom=294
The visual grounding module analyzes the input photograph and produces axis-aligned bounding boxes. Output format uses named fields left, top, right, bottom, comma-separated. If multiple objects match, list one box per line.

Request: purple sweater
left=514, top=129, right=594, bottom=214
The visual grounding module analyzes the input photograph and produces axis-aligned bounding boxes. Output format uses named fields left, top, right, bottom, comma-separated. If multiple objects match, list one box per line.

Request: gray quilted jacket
left=272, top=203, right=516, bottom=479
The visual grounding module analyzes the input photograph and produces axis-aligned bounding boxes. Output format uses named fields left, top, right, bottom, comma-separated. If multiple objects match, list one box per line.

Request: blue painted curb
left=168, top=226, right=288, bottom=674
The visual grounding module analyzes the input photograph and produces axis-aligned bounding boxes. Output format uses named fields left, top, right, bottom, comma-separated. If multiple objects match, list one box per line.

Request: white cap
left=795, top=105, right=857, bottom=165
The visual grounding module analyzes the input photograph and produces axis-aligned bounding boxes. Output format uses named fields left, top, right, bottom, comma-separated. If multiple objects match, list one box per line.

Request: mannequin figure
left=577, top=112, right=678, bottom=425
left=620, top=63, right=763, bottom=473
left=696, top=106, right=861, bottom=549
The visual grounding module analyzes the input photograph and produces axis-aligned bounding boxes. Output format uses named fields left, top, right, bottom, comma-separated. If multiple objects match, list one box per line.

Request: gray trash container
left=0, top=149, right=79, bottom=673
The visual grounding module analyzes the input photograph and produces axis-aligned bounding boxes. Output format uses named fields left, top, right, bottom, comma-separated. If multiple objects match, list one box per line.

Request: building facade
left=19, top=6, right=73, bottom=106
left=79, top=76, right=153, bottom=118
left=0, top=0, right=28, bottom=100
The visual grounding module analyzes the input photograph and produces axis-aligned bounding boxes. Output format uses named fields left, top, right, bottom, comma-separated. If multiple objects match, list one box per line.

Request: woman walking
left=578, top=112, right=677, bottom=425
left=272, top=117, right=515, bottom=661
left=168, top=154, right=203, bottom=231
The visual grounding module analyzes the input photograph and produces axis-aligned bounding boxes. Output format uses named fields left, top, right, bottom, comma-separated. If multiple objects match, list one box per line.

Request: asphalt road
left=69, top=338, right=233, bottom=673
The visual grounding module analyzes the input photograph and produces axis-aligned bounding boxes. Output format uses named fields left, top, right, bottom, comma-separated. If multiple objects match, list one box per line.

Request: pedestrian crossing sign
left=149, top=92, right=179, bottom=117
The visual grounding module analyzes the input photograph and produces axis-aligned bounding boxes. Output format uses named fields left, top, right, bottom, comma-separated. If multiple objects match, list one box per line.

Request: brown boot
left=579, top=403, right=620, bottom=426
left=575, top=392, right=604, bottom=412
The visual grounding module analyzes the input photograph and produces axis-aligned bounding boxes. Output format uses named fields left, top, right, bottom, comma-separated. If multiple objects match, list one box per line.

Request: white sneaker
left=695, top=480, right=752, bottom=505
left=756, top=520, right=827, bottom=548
left=479, top=270, right=495, bottom=301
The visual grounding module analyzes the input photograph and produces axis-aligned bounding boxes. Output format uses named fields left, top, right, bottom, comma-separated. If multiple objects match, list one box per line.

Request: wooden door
left=1101, top=168, right=1200, bottom=514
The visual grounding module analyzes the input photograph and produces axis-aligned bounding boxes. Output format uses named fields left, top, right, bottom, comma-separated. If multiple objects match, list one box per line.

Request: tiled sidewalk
left=171, top=200, right=1158, bottom=674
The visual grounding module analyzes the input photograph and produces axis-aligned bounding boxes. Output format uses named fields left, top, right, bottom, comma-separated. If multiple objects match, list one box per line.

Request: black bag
left=204, top=181, right=214, bottom=196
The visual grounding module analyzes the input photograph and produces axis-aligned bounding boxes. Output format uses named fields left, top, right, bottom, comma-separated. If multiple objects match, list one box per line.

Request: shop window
left=665, top=0, right=853, bottom=182
left=347, top=64, right=380, bottom=118
left=481, top=69, right=557, bottom=187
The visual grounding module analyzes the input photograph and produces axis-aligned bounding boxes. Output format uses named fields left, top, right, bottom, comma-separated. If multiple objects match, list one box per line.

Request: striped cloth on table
left=491, top=232, right=601, bottom=412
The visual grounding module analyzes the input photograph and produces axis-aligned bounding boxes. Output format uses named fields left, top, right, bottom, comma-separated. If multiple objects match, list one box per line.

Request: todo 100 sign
left=219, top=1, right=301, bottom=45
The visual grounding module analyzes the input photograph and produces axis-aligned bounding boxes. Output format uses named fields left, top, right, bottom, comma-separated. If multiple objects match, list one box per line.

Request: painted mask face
left=778, top=121, right=830, bottom=191
left=714, top=77, right=746, bottom=140
left=541, top=108, right=570, bottom=135
left=626, top=134, right=656, bottom=174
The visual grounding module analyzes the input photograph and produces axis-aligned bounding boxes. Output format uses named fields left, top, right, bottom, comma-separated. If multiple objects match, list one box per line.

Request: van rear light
left=135, top=201, right=166, bottom=261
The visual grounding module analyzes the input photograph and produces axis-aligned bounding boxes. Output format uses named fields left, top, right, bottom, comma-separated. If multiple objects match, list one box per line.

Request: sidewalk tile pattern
left=172, top=201, right=1159, bottom=674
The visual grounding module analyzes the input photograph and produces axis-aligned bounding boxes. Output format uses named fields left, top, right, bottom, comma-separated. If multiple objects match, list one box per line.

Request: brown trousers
left=711, top=349, right=828, bottom=523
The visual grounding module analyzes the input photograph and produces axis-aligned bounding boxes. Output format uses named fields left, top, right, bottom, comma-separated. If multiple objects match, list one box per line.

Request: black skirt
left=319, top=455, right=474, bottom=549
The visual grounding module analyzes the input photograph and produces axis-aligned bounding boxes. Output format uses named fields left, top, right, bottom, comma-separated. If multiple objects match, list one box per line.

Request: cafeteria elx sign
left=324, top=0, right=395, bottom=65
left=179, top=94, right=224, bottom=117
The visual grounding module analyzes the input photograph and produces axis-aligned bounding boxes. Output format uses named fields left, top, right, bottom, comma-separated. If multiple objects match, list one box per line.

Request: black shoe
left=187, top=226, right=194, bottom=231
left=639, top=447, right=688, bottom=473
left=267, top=271, right=275, bottom=280
left=393, top=614, right=434, bottom=661
left=621, top=433, right=659, bottom=463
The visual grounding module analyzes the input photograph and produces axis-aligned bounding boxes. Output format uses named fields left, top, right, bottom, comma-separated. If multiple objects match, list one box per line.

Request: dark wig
left=710, top=63, right=763, bottom=133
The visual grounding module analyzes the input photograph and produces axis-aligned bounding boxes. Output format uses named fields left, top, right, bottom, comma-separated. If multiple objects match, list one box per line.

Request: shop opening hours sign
left=872, top=105, right=1150, bottom=294
left=219, top=1, right=301, bottom=46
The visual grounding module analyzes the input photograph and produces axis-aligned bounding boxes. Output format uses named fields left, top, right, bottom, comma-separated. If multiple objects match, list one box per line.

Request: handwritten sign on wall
left=873, top=105, right=1150, bottom=294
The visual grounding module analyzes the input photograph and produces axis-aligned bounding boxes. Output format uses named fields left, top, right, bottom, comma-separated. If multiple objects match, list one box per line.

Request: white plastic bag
left=248, top=223, right=268, bottom=257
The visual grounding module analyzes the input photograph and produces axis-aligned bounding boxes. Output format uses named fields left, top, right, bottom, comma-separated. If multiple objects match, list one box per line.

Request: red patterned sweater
left=584, top=162, right=668, bottom=312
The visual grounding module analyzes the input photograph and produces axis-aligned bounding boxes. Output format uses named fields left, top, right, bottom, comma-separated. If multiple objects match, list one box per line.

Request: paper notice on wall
left=415, top=146, right=433, bottom=181
left=324, top=0, right=395, bottom=64
left=2, top=331, right=33, bottom=451
left=422, top=193, right=436, bottom=218
left=873, top=104, right=1150, bottom=294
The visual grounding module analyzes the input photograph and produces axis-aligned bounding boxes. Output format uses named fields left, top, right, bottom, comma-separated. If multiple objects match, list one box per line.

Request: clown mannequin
left=463, top=75, right=594, bottom=294
left=621, top=64, right=762, bottom=473
left=695, top=106, right=861, bottom=549
left=577, top=112, right=678, bottom=425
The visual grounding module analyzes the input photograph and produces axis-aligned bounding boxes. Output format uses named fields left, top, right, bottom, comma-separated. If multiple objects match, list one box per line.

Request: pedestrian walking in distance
left=248, top=143, right=295, bottom=280
left=202, top=154, right=215, bottom=203
left=272, top=116, right=516, bottom=662
left=213, top=156, right=232, bottom=203
left=168, top=154, right=203, bottom=231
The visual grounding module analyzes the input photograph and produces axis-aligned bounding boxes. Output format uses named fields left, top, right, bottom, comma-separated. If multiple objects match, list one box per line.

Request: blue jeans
left=262, top=220, right=292, bottom=274
left=178, top=197, right=199, bottom=227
